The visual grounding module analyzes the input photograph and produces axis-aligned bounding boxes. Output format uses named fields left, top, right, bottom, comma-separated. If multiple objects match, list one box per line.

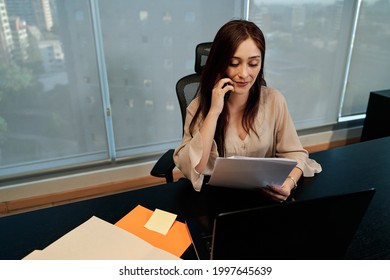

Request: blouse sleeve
left=271, top=89, right=322, bottom=177
left=173, top=98, right=218, bottom=191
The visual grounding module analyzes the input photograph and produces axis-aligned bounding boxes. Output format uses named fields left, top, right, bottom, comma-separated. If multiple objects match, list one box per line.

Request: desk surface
left=1, top=137, right=390, bottom=260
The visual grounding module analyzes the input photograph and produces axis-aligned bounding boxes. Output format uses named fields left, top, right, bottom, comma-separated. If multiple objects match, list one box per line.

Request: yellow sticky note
left=144, top=209, right=177, bottom=235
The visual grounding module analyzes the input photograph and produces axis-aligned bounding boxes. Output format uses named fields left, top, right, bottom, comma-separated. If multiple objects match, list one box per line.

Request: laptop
left=186, top=188, right=375, bottom=260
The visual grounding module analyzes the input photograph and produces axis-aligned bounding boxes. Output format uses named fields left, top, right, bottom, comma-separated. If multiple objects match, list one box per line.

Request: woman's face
left=226, top=38, right=262, bottom=95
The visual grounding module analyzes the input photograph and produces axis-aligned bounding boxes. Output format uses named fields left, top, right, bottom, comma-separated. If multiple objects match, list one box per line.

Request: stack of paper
left=208, top=156, right=297, bottom=189
left=23, top=216, right=180, bottom=260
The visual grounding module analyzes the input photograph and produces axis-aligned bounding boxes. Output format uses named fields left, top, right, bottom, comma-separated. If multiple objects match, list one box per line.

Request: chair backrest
left=176, top=42, right=212, bottom=132
left=195, top=42, right=212, bottom=74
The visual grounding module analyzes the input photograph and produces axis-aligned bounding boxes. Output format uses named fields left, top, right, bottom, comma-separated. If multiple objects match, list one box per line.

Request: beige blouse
left=173, top=86, right=322, bottom=191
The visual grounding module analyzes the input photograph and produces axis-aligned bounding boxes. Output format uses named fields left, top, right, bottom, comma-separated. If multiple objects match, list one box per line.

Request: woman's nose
left=238, top=65, right=249, bottom=78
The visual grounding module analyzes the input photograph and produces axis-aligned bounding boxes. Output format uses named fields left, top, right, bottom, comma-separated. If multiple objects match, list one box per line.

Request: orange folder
left=115, top=205, right=191, bottom=257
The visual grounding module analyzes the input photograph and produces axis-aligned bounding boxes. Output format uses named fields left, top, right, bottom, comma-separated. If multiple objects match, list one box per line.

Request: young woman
left=173, top=19, right=321, bottom=202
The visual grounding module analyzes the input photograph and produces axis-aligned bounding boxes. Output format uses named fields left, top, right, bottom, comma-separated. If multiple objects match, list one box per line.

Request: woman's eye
left=249, top=64, right=259, bottom=67
left=230, top=63, right=239, bottom=67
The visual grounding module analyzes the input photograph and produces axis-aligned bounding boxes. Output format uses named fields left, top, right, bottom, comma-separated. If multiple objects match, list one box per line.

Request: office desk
left=1, top=137, right=390, bottom=260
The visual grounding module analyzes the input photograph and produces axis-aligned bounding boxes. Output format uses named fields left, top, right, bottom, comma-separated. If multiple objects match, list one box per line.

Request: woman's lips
left=235, top=81, right=249, bottom=87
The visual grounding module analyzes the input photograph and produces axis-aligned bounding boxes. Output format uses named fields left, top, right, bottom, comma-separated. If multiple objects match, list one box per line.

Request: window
left=1, top=1, right=107, bottom=178
left=340, top=0, right=390, bottom=119
left=98, top=0, right=243, bottom=158
left=0, top=0, right=243, bottom=179
left=249, top=0, right=351, bottom=129
left=0, top=0, right=389, bottom=182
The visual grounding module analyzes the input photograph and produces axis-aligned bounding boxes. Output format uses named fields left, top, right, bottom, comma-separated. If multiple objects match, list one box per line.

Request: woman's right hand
left=195, top=77, right=233, bottom=174
left=210, top=78, right=234, bottom=114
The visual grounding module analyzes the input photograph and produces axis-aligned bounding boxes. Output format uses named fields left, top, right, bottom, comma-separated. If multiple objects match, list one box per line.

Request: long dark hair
left=189, top=19, right=267, bottom=156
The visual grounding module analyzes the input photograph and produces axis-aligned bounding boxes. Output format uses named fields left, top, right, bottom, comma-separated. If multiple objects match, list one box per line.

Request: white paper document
left=208, top=156, right=297, bottom=189
left=22, top=216, right=180, bottom=260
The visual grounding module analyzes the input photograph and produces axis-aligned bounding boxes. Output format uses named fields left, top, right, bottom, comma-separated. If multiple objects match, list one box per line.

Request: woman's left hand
left=261, top=167, right=301, bottom=202
left=260, top=184, right=291, bottom=203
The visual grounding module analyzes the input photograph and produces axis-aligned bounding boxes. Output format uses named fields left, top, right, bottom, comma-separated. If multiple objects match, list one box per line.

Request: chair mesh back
left=176, top=74, right=200, bottom=130
left=195, top=43, right=212, bottom=74
left=176, top=42, right=212, bottom=134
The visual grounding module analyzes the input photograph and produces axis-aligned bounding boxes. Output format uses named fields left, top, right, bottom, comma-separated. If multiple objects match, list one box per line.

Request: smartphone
left=222, top=82, right=232, bottom=102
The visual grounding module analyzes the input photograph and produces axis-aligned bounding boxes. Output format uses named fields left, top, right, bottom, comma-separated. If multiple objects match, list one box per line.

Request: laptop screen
left=187, top=188, right=375, bottom=260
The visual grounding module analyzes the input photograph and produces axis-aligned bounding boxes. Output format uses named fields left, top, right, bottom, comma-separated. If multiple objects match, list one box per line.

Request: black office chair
left=150, top=42, right=212, bottom=183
